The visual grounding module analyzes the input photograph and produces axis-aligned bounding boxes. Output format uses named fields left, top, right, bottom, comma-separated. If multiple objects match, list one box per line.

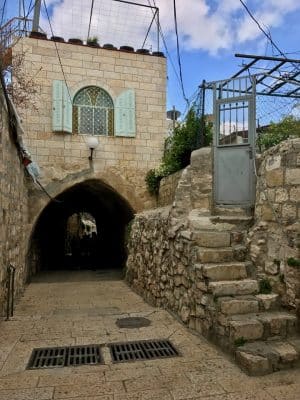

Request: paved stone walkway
left=0, top=270, right=300, bottom=400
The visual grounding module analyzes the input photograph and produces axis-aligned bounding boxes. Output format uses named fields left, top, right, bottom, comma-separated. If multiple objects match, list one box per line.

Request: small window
left=73, top=86, right=114, bottom=135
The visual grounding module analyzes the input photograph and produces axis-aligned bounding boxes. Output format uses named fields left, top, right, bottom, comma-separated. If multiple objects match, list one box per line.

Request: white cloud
left=39, top=0, right=300, bottom=55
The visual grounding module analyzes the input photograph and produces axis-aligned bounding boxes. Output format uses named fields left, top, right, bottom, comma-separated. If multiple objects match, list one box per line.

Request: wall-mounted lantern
left=86, top=136, right=99, bottom=161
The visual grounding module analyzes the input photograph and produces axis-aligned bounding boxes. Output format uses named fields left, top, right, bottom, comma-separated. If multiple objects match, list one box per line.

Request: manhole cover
left=27, top=345, right=103, bottom=369
left=116, top=317, right=151, bottom=329
left=108, top=339, right=180, bottom=363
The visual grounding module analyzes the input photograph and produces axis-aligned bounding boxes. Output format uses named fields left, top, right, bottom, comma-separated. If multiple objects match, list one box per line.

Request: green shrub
left=162, top=109, right=212, bottom=174
left=259, top=278, right=272, bottom=294
left=145, top=108, right=212, bottom=195
left=145, top=169, right=162, bottom=196
left=234, top=337, right=247, bottom=347
left=257, top=116, right=300, bottom=151
left=287, top=257, right=300, bottom=267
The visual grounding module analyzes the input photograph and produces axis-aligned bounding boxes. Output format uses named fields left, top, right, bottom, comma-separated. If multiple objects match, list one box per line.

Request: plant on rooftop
left=256, top=116, right=300, bottom=151
left=145, top=108, right=212, bottom=196
left=87, top=36, right=99, bottom=46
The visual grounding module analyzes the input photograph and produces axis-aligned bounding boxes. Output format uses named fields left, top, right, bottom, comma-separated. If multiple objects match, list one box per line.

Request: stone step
left=208, top=279, right=259, bottom=297
left=198, top=247, right=234, bottom=263
left=193, top=231, right=231, bottom=248
left=255, top=294, right=280, bottom=311
left=188, top=211, right=252, bottom=232
left=203, top=263, right=247, bottom=281
left=213, top=205, right=253, bottom=217
left=218, top=296, right=259, bottom=315
left=229, top=311, right=298, bottom=342
left=235, top=337, right=300, bottom=375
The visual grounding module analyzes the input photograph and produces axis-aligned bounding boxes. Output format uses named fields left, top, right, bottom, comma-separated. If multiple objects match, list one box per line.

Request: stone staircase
left=188, top=209, right=300, bottom=375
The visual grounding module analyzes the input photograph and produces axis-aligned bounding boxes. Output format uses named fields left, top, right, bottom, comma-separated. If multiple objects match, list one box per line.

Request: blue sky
left=2, top=0, right=300, bottom=118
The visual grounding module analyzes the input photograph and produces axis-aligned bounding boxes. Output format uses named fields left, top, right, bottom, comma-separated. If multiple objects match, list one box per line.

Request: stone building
left=8, top=35, right=167, bottom=278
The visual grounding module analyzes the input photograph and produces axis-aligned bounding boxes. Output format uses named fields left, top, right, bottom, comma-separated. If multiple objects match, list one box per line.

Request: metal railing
left=0, top=16, right=44, bottom=49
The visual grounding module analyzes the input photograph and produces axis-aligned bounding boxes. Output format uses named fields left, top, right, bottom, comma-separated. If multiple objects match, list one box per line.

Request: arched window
left=73, top=86, right=114, bottom=135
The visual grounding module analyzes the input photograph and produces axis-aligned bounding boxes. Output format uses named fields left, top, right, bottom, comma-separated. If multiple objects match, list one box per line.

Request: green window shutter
left=63, top=84, right=72, bottom=133
left=115, top=89, right=136, bottom=137
left=52, top=80, right=63, bottom=131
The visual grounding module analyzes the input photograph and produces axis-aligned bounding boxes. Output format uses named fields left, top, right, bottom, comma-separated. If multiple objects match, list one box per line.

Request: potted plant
left=87, top=36, right=100, bottom=48
left=68, top=38, right=83, bottom=45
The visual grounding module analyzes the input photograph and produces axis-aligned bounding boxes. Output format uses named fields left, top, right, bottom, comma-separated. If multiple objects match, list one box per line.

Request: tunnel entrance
left=28, top=179, right=134, bottom=277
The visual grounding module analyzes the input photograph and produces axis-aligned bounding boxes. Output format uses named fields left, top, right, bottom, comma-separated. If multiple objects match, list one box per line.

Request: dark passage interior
left=28, top=179, right=134, bottom=276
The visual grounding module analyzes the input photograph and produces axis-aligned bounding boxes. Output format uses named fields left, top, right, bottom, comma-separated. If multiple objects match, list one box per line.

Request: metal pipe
left=10, top=265, right=15, bottom=317
left=32, top=0, right=41, bottom=32
left=235, top=53, right=300, bottom=64
left=6, top=266, right=11, bottom=321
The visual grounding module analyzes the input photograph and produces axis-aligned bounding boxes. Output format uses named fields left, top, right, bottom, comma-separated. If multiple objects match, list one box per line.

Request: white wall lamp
left=86, top=136, right=99, bottom=161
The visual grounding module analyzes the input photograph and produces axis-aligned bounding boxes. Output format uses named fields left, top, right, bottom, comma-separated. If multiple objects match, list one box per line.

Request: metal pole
left=172, top=105, right=175, bottom=129
left=11, top=265, right=16, bottom=317
left=157, top=8, right=160, bottom=52
left=200, top=79, right=206, bottom=147
left=32, top=0, right=42, bottom=32
left=6, top=266, right=11, bottom=321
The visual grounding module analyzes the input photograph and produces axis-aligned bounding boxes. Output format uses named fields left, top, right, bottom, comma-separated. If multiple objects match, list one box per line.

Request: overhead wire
left=172, top=0, right=189, bottom=106
left=146, top=0, right=183, bottom=99
left=239, top=0, right=285, bottom=58
left=42, top=0, right=72, bottom=102
left=0, top=0, right=7, bottom=27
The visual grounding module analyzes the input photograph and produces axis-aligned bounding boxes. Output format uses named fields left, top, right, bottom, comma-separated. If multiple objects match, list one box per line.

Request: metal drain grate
left=108, top=339, right=180, bottom=363
left=27, top=345, right=103, bottom=369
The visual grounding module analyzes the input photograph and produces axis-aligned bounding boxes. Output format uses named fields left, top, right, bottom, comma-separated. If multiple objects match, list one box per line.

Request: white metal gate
left=213, top=76, right=256, bottom=206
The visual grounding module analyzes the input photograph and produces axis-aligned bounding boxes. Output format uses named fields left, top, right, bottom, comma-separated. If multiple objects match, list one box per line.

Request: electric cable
left=43, top=0, right=72, bottom=102
left=0, top=0, right=7, bottom=27
left=173, top=0, right=189, bottom=106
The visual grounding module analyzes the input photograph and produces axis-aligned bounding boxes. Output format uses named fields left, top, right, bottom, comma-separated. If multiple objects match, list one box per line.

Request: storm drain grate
left=108, top=339, right=180, bottom=363
left=27, top=345, right=103, bottom=369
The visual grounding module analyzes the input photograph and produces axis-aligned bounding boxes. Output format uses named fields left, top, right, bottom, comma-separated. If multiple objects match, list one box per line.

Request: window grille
left=73, top=86, right=114, bottom=135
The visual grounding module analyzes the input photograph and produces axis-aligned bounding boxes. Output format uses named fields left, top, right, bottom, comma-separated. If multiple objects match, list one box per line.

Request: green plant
left=257, top=116, right=300, bottom=151
left=259, top=278, right=272, bottom=294
left=287, top=257, right=300, bottom=267
left=162, top=109, right=212, bottom=175
left=145, top=108, right=212, bottom=195
left=145, top=169, right=162, bottom=196
left=234, top=337, right=247, bottom=347
left=87, top=36, right=99, bottom=45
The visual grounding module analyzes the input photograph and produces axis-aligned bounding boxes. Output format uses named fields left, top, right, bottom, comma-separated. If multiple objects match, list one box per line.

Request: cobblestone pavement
left=0, top=270, right=300, bottom=400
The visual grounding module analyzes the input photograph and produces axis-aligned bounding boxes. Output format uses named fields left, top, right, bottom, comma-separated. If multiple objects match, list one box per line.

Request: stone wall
left=0, top=90, right=29, bottom=315
left=126, top=147, right=215, bottom=335
left=248, top=138, right=300, bottom=309
left=126, top=206, right=200, bottom=322
left=12, top=37, right=167, bottom=213
left=158, top=170, right=182, bottom=207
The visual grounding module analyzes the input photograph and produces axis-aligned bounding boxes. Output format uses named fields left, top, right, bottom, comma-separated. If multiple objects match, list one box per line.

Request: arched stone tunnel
left=27, top=179, right=134, bottom=278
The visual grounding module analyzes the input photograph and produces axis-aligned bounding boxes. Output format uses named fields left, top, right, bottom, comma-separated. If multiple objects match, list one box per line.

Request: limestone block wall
left=12, top=37, right=167, bottom=212
left=0, top=91, right=29, bottom=315
left=248, top=138, right=300, bottom=309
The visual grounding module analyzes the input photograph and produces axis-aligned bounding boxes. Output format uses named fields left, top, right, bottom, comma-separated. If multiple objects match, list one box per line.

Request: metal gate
left=213, top=76, right=256, bottom=206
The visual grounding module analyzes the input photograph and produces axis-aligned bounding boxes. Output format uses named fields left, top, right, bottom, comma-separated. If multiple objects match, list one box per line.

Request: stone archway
left=27, top=179, right=134, bottom=278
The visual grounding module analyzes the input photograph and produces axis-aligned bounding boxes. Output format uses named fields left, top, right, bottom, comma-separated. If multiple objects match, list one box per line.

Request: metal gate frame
left=212, top=75, right=257, bottom=206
